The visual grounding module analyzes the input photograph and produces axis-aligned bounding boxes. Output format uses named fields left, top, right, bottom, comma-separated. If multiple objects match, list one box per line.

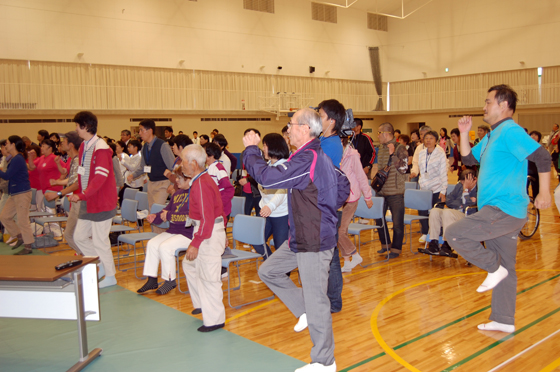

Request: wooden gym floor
left=45, top=181, right=560, bottom=372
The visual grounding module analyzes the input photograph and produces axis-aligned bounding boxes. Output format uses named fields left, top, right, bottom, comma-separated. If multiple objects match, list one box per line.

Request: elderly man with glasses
left=242, top=108, right=350, bottom=372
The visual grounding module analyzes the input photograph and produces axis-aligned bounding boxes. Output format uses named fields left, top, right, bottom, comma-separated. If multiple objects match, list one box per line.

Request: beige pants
left=0, top=191, right=34, bottom=244
left=428, top=208, right=465, bottom=241
left=64, top=201, right=82, bottom=254
left=338, top=200, right=359, bottom=257
left=74, top=218, right=116, bottom=277
left=148, top=179, right=171, bottom=234
left=182, top=221, right=226, bottom=326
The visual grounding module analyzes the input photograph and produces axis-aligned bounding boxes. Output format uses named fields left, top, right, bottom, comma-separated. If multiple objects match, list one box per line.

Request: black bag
left=371, top=155, right=393, bottom=193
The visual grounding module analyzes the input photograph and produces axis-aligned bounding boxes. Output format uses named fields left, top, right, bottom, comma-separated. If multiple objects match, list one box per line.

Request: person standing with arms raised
left=447, top=85, right=551, bottom=333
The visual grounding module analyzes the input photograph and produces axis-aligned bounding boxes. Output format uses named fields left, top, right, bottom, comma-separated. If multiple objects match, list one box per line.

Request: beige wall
left=384, top=0, right=560, bottom=82
left=0, top=0, right=387, bottom=82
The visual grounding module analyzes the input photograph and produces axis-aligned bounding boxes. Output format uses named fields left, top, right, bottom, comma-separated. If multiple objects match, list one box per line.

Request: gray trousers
left=446, top=205, right=526, bottom=325
left=258, top=241, right=335, bottom=366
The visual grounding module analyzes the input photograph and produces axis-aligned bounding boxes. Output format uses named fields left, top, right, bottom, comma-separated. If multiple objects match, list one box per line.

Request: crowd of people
left=0, top=84, right=555, bottom=372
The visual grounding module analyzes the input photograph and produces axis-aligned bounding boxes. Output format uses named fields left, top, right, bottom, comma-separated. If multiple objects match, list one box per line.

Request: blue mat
left=0, top=286, right=304, bottom=371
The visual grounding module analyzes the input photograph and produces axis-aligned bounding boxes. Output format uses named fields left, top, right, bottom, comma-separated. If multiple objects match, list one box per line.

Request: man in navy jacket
left=243, top=108, right=350, bottom=372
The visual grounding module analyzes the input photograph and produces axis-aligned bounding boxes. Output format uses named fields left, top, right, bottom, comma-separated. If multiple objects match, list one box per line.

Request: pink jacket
left=341, top=146, right=372, bottom=203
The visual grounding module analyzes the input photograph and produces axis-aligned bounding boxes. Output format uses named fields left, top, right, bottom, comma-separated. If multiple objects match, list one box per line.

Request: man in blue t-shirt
left=317, top=99, right=345, bottom=313
left=447, top=85, right=551, bottom=334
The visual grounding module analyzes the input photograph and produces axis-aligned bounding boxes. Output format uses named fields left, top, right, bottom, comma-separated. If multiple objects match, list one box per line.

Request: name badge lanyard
left=185, top=170, right=208, bottom=226
left=425, top=151, right=433, bottom=173
left=479, top=132, right=491, bottom=163
left=81, top=136, right=99, bottom=165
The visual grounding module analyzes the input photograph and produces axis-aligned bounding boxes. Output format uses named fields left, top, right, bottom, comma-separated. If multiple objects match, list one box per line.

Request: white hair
left=419, top=125, right=432, bottom=134
left=181, top=144, right=206, bottom=168
left=296, top=108, right=322, bottom=138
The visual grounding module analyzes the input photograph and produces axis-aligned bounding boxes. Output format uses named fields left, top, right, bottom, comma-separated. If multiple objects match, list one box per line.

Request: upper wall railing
left=0, top=60, right=379, bottom=112
left=388, top=67, right=560, bottom=111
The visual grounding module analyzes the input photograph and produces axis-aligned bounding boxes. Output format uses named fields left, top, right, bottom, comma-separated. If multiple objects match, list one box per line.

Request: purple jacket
left=152, top=188, right=194, bottom=239
left=243, top=138, right=350, bottom=253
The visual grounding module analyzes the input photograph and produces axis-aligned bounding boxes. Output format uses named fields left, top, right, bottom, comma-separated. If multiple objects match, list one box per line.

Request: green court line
left=441, top=306, right=560, bottom=371
left=339, top=272, right=560, bottom=372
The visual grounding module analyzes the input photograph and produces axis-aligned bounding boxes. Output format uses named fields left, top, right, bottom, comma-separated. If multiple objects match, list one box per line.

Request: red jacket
left=76, top=138, right=117, bottom=214
left=189, top=172, right=225, bottom=249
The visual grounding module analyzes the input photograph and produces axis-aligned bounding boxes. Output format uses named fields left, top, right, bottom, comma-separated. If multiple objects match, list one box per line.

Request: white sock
left=348, top=253, right=363, bottom=269
left=97, top=263, right=105, bottom=280
left=99, top=276, right=117, bottom=288
left=477, top=321, right=515, bottom=333
left=477, top=266, right=508, bottom=293
left=294, top=313, right=308, bottom=332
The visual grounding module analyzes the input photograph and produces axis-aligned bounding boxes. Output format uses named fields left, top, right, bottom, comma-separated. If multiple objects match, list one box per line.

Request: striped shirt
left=418, top=146, right=448, bottom=194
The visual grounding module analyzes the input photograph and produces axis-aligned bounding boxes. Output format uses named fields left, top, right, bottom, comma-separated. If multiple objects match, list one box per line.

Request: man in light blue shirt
left=447, top=84, right=551, bottom=334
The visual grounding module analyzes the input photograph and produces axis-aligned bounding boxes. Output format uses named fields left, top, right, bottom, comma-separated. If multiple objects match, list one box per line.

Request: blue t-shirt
left=472, top=119, right=539, bottom=218
left=320, top=135, right=343, bottom=167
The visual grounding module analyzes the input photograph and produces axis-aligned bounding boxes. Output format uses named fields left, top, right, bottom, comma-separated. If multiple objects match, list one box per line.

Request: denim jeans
left=327, top=211, right=343, bottom=313
left=376, top=194, right=405, bottom=252
left=253, top=214, right=289, bottom=260
left=242, top=191, right=261, bottom=216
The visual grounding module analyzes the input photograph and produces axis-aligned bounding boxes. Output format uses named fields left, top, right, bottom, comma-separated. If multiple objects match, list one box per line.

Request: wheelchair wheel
left=518, top=198, right=540, bottom=239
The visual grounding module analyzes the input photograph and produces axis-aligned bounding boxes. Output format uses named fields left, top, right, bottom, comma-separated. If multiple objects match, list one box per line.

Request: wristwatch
left=57, top=191, right=63, bottom=197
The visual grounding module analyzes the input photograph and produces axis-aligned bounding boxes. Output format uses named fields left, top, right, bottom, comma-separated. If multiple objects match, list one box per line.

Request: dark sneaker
left=426, top=240, right=441, bottom=255
left=388, top=252, right=400, bottom=259
left=377, top=247, right=390, bottom=254
left=440, top=241, right=458, bottom=258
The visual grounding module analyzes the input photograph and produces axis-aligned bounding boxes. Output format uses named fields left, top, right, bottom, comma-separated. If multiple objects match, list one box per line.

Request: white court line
left=487, top=328, right=560, bottom=372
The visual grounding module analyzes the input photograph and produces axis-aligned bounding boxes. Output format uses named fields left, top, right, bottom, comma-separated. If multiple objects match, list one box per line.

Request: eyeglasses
left=378, top=131, right=391, bottom=135
left=287, top=121, right=307, bottom=129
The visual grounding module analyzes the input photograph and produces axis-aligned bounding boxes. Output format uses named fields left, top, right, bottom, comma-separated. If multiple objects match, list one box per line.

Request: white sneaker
left=295, top=362, right=336, bottom=371
left=418, top=234, right=427, bottom=243
left=359, top=219, right=369, bottom=224
left=294, top=313, right=308, bottom=332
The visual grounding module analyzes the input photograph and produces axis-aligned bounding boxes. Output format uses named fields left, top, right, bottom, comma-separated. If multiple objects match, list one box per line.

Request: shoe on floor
left=137, top=277, right=158, bottom=293
left=294, top=313, right=308, bottom=332
left=377, top=247, right=390, bottom=254
left=197, top=323, right=224, bottom=332
left=14, top=246, right=32, bottom=255
left=221, top=267, right=229, bottom=280
left=439, top=241, right=458, bottom=258
left=11, top=235, right=24, bottom=250
left=426, top=240, right=440, bottom=255
left=155, top=280, right=177, bottom=295
left=99, top=276, right=117, bottom=288
left=418, top=234, right=427, bottom=243
left=295, top=362, right=337, bottom=371
left=359, top=219, right=369, bottom=224
left=387, top=252, right=400, bottom=259
left=191, top=308, right=202, bottom=315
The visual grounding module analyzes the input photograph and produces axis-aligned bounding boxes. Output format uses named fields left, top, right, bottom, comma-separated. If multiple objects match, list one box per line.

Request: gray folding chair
left=227, top=196, right=246, bottom=233
left=118, top=203, right=168, bottom=279
left=348, top=196, right=389, bottom=267
left=402, top=189, right=433, bottom=254
left=223, top=214, right=275, bottom=308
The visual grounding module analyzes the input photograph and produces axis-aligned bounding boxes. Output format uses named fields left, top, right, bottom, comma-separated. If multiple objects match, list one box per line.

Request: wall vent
left=0, top=118, right=72, bottom=124
left=0, top=103, right=37, bottom=109
left=312, top=2, right=337, bottom=24
left=201, top=118, right=271, bottom=122
left=367, top=13, right=388, bottom=31
left=129, top=118, right=172, bottom=122
left=243, top=0, right=274, bottom=14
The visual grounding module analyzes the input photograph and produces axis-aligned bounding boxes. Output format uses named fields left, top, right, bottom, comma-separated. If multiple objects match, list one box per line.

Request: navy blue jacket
left=244, top=138, right=350, bottom=253
left=446, top=183, right=477, bottom=211
left=0, top=154, right=31, bottom=195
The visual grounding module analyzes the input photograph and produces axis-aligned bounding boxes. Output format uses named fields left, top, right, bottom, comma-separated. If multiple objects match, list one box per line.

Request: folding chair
left=223, top=214, right=275, bottom=308
left=402, top=189, right=433, bottom=254
left=33, top=191, right=70, bottom=252
left=227, top=196, right=246, bottom=233
left=347, top=196, right=390, bottom=267
left=28, top=189, right=55, bottom=219
left=112, top=199, right=142, bottom=270
left=405, top=181, right=418, bottom=190
left=117, top=203, right=168, bottom=279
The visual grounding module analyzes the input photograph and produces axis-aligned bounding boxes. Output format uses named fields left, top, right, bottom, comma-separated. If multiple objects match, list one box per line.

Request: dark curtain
left=368, top=47, right=384, bottom=111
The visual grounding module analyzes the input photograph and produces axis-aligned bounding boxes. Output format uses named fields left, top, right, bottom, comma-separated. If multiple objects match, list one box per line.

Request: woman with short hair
left=0, top=136, right=35, bottom=254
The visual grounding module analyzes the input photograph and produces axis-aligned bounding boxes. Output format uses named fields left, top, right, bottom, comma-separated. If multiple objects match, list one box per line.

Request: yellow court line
left=225, top=299, right=279, bottom=324
left=370, top=272, right=485, bottom=372
left=344, top=258, right=421, bottom=278
left=370, top=269, right=560, bottom=372
left=539, top=355, right=560, bottom=372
